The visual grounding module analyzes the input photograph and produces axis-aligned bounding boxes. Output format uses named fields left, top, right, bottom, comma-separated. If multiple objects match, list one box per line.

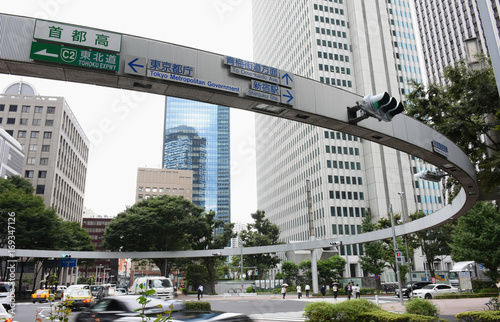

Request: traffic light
left=330, top=241, right=342, bottom=246
left=212, top=252, right=222, bottom=256
left=395, top=251, right=405, bottom=265
left=62, top=254, right=71, bottom=258
left=356, top=92, right=405, bottom=122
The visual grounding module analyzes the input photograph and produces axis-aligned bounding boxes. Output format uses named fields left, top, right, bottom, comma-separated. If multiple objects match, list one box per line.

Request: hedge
left=455, top=310, right=500, bottom=321
left=434, top=292, right=499, bottom=299
left=303, top=299, right=381, bottom=321
left=184, top=301, right=211, bottom=311
left=359, top=310, right=447, bottom=322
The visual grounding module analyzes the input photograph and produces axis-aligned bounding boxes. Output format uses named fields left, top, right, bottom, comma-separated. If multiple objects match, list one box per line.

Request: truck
left=449, top=261, right=489, bottom=289
left=131, top=276, right=175, bottom=300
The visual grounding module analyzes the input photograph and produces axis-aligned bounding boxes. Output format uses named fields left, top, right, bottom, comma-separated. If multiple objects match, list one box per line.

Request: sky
left=0, top=0, right=257, bottom=223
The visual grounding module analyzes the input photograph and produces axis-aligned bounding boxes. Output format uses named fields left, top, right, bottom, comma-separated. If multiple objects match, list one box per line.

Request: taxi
left=31, top=289, right=54, bottom=303
left=64, top=289, right=95, bottom=311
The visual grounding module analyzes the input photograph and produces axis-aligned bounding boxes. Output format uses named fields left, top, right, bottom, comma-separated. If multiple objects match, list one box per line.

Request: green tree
left=451, top=202, right=500, bottom=281
left=409, top=211, right=454, bottom=278
left=299, top=256, right=346, bottom=286
left=186, top=210, right=235, bottom=293
left=104, top=195, right=204, bottom=275
left=240, top=210, right=281, bottom=280
left=377, top=214, right=413, bottom=283
left=0, top=176, right=94, bottom=292
left=406, top=56, right=500, bottom=192
left=281, top=260, right=299, bottom=283
left=359, top=214, right=387, bottom=290
left=317, top=255, right=346, bottom=285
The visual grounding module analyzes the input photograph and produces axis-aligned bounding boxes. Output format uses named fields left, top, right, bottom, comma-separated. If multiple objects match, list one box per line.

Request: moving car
left=31, top=289, right=54, bottom=303
left=0, top=282, right=14, bottom=310
left=90, top=285, right=109, bottom=300
left=412, top=284, right=459, bottom=299
left=64, top=288, right=95, bottom=311
left=395, top=281, right=432, bottom=298
left=114, top=288, right=127, bottom=295
left=0, top=302, right=13, bottom=322
left=75, top=295, right=182, bottom=322
left=75, top=295, right=253, bottom=321
left=62, top=284, right=89, bottom=301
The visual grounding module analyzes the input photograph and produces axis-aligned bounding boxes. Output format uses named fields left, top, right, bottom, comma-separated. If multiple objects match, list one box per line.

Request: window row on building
left=325, top=145, right=359, bottom=155
left=416, top=194, right=442, bottom=204
left=326, top=160, right=362, bottom=170
left=332, top=223, right=362, bottom=235
left=328, top=175, right=363, bottom=185
left=0, top=104, right=56, bottom=114
left=329, top=190, right=365, bottom=200
left=330, top=206, right=367, bottom=217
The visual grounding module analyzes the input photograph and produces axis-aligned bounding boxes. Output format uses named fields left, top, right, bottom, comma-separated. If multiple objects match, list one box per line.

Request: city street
left=9, top=293, right=492, bottom=321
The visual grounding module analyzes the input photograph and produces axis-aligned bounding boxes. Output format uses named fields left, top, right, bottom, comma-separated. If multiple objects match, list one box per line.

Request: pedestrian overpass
left=0, top=13, right=481, bottom=261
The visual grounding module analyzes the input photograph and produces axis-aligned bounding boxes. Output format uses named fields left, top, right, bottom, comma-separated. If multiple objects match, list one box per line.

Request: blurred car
left=75, top=295, right=182, bottom=322
left=114, top=288, right=127, bottom=295
left=0, top=282, right=14, bottom=310
left=0, top=302, right=13, bottom=322
left=90, top=285, right=109, bottom=300
left=412, top=284, right=459, bottom=299
left=75, top=295, right=252, bottom=321
left=395, top=281, right=432, bottom=298
left=31, top=289, right=54, bottom=303
left=64, top=289, right=95, bottom=311
left=62, top=284, right=89, bottom=301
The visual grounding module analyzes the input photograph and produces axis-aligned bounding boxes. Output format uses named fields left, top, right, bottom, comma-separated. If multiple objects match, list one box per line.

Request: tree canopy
left=0, top=176, right=94, bottom=291
left=406, top=56, right=500, bottom=192
left=451, top=202, right=500, bottom=281
left=358, top=214, right=387, bottom=283
left=240, top=210, right=281, bottom=280
left=103, top=195, right=204, bottom=274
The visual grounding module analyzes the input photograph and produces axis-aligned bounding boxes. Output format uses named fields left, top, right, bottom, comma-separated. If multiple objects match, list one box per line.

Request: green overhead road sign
left=30, top=41, right=119, bottom=72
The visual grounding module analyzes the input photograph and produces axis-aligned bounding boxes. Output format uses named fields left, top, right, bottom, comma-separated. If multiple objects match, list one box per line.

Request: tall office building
left=414, top=0, right=498, bottom=85
left=0, top=81, right=89, bottom=222
left=252, top=0, right=446, bottom=278
left=162, top=97, right=230, bottom=223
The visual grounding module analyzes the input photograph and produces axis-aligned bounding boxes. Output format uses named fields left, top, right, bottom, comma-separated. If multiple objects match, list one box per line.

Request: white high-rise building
left=252, top=0, right=446, bottom=279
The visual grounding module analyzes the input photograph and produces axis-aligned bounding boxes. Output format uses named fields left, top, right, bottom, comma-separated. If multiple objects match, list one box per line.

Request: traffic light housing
left=354, top=92, right=405, bottom=122
left=62, top=254, right=71, bottom=258
left=330, top=241, right=342, bottom=246
left=395, top=251, right=405, bottom=265
left=212, top=252, right=222, bottom=256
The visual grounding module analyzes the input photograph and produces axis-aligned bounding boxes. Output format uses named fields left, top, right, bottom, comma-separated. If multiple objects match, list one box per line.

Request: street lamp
left=103, top=268, right=111, bottom=284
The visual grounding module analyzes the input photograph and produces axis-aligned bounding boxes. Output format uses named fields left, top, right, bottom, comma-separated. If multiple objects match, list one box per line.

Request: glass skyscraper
left=162, top=97, right=230, bottom=223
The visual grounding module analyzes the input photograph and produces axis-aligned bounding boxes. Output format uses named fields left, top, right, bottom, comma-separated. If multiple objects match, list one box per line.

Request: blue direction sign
left=280, top=71, right=295, bottom=88
left=281, top=89, right=295, bottom=106
left=60, top=258, right=77, bottom=268
left=124, top=55, right=147, bottom=76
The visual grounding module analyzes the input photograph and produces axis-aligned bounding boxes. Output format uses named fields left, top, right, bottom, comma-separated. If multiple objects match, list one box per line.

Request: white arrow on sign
left=33, top=49, right=58, bottom=58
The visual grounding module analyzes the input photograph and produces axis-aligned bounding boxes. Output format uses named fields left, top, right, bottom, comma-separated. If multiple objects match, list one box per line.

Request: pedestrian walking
left=320, top=284, right=326, bottom=298
left=281, top=285, right=287, bottom=299
left=355, top=284, right=361, bottom=299
left=332, top=283, right=338, bottom=299
left=345, top=282, right=352, bottom=300
left=197, top=284, right=203, bottom=300
left=305, top=284, right=310, bottom=298
left=297, top=285, right=302, bottom=299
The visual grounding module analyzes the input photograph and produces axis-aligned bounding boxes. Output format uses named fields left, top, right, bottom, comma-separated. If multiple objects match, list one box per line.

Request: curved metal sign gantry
left=0, top=13, right=478, bottom=259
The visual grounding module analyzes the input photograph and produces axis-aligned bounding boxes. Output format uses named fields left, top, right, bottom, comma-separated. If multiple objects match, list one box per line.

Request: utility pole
left=390, top=204, right=403, bottom=306
left=399, top=192, right=413, bottom=295
left=307, top=180, right=319, bottom=295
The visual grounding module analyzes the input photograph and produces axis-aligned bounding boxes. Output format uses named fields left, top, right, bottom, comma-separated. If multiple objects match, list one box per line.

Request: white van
left=0, top=282, right=14, bottom=310
left=131, top=276, right=175, bottom=299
